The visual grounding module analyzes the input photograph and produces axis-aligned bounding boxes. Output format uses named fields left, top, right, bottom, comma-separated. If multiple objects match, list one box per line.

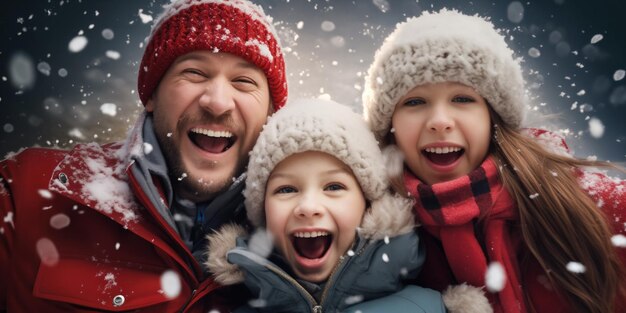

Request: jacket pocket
left=33, top=257, right=173, bottom=311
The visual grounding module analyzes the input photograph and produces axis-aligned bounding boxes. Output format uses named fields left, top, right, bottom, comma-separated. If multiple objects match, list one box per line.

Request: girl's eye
left=403, top=98, right=426, bottom=107
left=324, top=183, right=345, bottom=191
left=275, top=186, right=297, bottom=194
left=452, top=96, right=475, bottom=103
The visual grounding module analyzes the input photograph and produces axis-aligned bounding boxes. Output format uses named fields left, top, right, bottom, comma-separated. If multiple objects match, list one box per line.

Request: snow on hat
left=244, top=98, right=414, bottom=240
left=362, top=9, right=526, bottom=142
left=138, top=0, right=287, bottom=111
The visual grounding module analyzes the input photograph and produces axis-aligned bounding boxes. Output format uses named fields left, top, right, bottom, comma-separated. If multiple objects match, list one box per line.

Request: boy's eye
left=402, top=98, right=426, bottom=107
left=324, top=183, right=345, bottom=191
left=275, top=186, right=297, bottom=194
left=452, top=96, right=475, bottom=103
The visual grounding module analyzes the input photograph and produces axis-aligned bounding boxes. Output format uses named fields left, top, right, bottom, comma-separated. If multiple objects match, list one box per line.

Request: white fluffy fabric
left=363, top=9, right=526, bottom=142
left=442, top=283, right=494, bottom=313
left=204, top=223, right=247, bottom=285
left=244, top=98, right=410, bottom=240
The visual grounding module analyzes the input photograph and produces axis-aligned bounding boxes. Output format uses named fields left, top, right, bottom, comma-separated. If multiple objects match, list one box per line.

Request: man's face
left=147, top=51, right=271, bottom=202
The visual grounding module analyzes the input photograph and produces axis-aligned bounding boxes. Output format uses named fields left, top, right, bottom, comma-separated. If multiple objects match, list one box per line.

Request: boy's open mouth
left=422, top=146, right=464, bottom=166
left=291, top=231, right=332, bottom=259
left=188, top=128, right=236, bottom=153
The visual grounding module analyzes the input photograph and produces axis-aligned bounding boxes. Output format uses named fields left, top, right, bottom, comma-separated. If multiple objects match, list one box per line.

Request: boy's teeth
left=190, top=128, right=233, bottom=138
left=294, top=231, right=329, bottom=238
left=425, top=147, right=461, bottom=154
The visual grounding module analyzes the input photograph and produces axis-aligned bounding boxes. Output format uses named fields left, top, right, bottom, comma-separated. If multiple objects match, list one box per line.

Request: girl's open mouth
left=422, top=146, right=464, bottom=166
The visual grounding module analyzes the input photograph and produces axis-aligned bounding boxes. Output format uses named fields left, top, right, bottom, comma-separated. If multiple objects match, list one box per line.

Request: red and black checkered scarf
left=404, top=157, right=526, bottom=313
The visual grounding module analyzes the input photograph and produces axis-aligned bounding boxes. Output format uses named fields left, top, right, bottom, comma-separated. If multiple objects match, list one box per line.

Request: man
left=0, top=0, right=287, bottom=311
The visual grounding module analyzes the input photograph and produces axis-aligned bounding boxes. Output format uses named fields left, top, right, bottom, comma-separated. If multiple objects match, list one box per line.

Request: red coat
left=412, top=130, right=626, bottom=312
left=0, top=126, right=237, bottom=312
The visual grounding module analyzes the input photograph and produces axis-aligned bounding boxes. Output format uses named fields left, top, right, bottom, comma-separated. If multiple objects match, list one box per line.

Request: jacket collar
left=48, top=114, right=146, bottom=225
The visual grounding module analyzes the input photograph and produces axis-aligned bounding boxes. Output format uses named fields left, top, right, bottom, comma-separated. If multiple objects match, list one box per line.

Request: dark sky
left=1, top=0, right=625, bottom=164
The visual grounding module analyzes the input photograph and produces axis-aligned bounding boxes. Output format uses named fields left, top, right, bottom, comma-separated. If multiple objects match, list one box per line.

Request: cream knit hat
left=244, top=98, right=413, bottom=240
left=362, top=9, right=526, bottom=142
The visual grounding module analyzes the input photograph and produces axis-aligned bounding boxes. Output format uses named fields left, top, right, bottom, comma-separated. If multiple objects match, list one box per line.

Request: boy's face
left=391, top=82, right=491, bottom=185
left=264, top=151, right=366, bottom=283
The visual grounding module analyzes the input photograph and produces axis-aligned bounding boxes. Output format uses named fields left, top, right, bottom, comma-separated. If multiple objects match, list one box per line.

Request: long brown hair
left=489, top=111, right=625, bottom=313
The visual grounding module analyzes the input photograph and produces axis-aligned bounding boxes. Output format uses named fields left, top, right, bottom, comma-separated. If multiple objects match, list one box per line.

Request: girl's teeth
left=425, top=147, right=461, bottom=154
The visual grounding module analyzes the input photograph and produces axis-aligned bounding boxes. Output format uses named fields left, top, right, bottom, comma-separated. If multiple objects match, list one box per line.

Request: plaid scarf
left=405, top=157, right=526, bottom=313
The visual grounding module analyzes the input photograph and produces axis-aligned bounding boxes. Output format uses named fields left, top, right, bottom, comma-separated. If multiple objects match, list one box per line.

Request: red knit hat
left=138, top=0, right=287, bottom=111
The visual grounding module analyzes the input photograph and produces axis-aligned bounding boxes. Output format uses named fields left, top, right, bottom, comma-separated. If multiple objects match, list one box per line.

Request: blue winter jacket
left=224, top=230, right=446, bottom=313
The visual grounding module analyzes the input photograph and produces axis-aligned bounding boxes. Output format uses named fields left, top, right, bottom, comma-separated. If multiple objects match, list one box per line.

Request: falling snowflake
left=566, top=261, right=586, bottom=273
left=160, top=270, right=182, bottom=299
left=100, top=103, right=117, bottom=117
left=36, top=237, right=60, bottom=266
left=590, top=34, right=603, bottom=44
left=344, top=294, right=364, bottom=305
left=613, top=69, right=625, bottom=81
left=588, top=117, right=605, bottom=139
left=50, top=213, right=71, bottom=229
left=143, top=143, right=153, bottom=155
left=68, top=36, right=88, bottom=53
left=249, top=228, right=274, bottom=258
left=138, top=9, right=153, bottom=24
left=611, top=234, right=626, bottom=247
left=38, top=189, right=53, bottom=199
left=507, top=1, right=524, bottom=23
left=485, top=262, right=506, bottom=292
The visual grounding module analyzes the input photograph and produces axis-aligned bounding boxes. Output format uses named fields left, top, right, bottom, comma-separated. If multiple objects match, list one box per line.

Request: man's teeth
left=190, top=128, right=233, bottom=138
left=293, top=231, right=329, bottom=238
left=424, top=147, right=462, bottom=154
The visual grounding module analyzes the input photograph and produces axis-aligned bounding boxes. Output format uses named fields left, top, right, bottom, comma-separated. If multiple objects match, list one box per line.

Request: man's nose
left=198, top=78, right=235, bottom=116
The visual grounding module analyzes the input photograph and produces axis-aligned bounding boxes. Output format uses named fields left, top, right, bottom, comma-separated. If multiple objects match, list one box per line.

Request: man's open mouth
left=291, top=231, right=332, bottom=259
left=188, top=127, right=236, bottom=153
left=422, top=146, right=464, bottom=166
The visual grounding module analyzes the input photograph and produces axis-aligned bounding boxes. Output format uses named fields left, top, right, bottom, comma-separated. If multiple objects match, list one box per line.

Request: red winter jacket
left=0, top=124, right=238, bottom=312
left=412, top=129, right=626, bottom=312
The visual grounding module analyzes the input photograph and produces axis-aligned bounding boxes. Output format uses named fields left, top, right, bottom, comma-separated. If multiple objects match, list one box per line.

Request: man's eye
left=403, top=98, right=425, bottom=106
left=233, top=77, right=257, bottom=85
left=452, top=96, right=475, bottom=103
left=183, top=69, right=205, bottom=76
left=324, top=183, right=345, bottom=191
left=276, top=186, right=297, bottom=194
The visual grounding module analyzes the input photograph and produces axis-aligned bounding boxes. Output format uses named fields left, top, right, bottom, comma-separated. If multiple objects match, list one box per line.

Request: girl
left=362, top=9, right=626, bottom=313
left=204, top=99, right=489, bottom=312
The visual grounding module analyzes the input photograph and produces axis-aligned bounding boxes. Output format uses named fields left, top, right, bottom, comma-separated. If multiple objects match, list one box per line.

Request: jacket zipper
left=178, top=289, right=196, bottom=313
left=319, top=239, right=370, bottom=309
left=265, top=263, right=319, bottom=311
left=264, top=240, right=369, bottom=313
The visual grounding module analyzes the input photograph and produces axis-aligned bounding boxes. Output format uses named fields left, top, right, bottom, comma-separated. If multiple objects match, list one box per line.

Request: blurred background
left=1, top=0, right=625, bottom=165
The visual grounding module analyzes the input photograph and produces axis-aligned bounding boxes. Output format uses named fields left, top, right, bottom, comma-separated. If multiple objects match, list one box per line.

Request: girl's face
left=391, top=82, right=491, bottom=185
left=264, top=151, right=366, bottom=282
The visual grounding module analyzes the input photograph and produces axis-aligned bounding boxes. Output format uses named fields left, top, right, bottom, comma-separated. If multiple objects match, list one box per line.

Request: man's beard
left=152, top=111, right=244, bottom=202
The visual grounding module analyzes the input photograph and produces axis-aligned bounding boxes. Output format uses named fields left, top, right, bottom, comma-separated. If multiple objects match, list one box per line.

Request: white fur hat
left=244, top=98, right=413, bottom=240
left=362, top=9, right=526, bottom=142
